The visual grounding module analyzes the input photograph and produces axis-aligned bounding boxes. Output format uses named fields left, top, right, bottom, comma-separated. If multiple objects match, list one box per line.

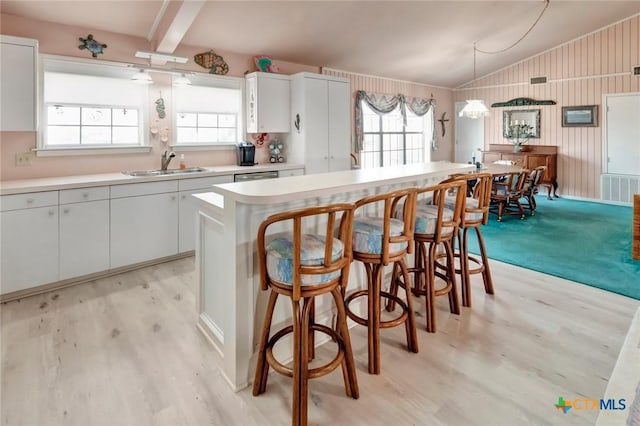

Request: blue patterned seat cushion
left=445, top=195, right=483, bottom=222
left=266, top=233, right=343, bottom=285
left=352, top=216, right=408, bottom=254
left=414, top=204, right=455, bottom=235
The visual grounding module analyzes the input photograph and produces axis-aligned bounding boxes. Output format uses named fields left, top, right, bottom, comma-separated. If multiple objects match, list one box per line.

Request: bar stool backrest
left=257, top=203, right=355, bottom=301
left=417, top=179, right=466, bottom=241
left=448, top=173, right=493, bottom=226
left=354, top=187, right=417, bottom=265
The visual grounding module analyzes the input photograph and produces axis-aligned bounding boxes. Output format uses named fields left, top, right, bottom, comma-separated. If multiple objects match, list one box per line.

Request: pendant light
left=460, top=0, right=550, bottom=120
left=173, top=73, right=192, bottom=87
left=131, top=69, right=153, bottom=84
left=459, top=44, right=490, bottom=119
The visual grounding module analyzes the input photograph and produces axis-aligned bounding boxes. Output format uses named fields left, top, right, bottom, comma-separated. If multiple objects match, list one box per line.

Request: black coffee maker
left=236, top=141, right=256, bottom=166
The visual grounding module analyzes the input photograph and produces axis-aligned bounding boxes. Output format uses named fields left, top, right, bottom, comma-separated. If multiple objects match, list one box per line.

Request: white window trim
left=170, top=73, right=245, bottom=149
left=37, top=55, right=151, bottom=156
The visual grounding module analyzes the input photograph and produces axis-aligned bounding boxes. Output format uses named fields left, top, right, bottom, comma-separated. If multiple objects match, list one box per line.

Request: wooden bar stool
left=253, top=203, right=359, bottom=426
left=446, top=173, right=494, bottom=307
left=344, top=187, right=419, bottom=375
left=392, top=180, right=466, bottom=333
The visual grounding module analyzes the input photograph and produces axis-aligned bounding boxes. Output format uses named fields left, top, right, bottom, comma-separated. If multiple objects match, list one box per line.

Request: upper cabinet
left=286, top=73, right=351, bottom=174
left=245, top=72, right=290, bottom=133
left=0, top=35, right=38, bottom=132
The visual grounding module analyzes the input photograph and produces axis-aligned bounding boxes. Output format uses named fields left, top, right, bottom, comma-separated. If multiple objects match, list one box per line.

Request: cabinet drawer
left=0, top=191, right=58, bottom=211
left=178, top=175, right=233, bottom=191
left=60, top=186, right=109, bottom=204
left=501, top=154, right=526, bottom=166
left=110, top=180, right=178, bottom=198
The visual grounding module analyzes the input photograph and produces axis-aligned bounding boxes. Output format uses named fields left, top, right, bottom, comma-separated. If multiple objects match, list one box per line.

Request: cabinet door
left=303, top=78, right=330, bottom=174
left=1, top=207, right=58, bottom=293
left=501, top=154, right=526, bottom=166
left=278, top=169, right=304, bottom=177
left=60, top=200, right=110, bottom=279
left=246, top=73, right=290, bottom=133
left=526, top=155, right=552, bottom=181
left=327, top=80, right=351, bottom=172
left=110, top=193, right=178, bottom=268
left=0, top=36, right=37, bottom=131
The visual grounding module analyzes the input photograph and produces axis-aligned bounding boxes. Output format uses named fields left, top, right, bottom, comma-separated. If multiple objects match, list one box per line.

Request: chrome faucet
left=160, top=150, right=176, bottom=170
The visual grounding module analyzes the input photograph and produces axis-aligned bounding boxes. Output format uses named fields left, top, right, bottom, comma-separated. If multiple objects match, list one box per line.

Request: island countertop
left=208, top=162, right=475, bottom=205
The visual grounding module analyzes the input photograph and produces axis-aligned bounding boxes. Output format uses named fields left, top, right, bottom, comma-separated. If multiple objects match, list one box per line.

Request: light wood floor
left=1, top=257, right=638, bottom=426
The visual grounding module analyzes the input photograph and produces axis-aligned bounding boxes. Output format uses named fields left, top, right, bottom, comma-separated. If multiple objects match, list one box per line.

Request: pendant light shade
left=173, top=74, right=192, bottom=87
left=459, top=99, right=490, bottom=119
left=131, top=69, right=153, bottom=84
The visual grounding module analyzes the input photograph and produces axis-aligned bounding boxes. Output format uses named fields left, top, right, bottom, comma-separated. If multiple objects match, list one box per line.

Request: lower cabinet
left=110, top=181, right=179, bottom=269
left=1, top=198, right=59, bottom=293
left=278, top=168, right=304, bottom=177
left=59, top=187, right=110, bottom=279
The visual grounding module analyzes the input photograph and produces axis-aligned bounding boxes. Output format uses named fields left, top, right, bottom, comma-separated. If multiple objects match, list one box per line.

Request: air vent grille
left=530, top=76, right=547, bottom=84
left=633, top=66, right=640, bottom=76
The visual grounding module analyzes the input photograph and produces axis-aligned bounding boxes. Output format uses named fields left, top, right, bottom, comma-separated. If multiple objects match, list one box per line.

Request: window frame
left=360, top=102, right=433, bottom=168
left=171, top=73, right=244, bottom=151
left=37, top=55, right=151, bottom=156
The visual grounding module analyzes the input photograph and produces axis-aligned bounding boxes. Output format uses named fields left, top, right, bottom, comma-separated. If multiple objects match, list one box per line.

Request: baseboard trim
left=0, top=252, right=194, bottom=303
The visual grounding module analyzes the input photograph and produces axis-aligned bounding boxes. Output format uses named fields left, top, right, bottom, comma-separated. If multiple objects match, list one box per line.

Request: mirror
left=503, top=109, right=541, bottom=138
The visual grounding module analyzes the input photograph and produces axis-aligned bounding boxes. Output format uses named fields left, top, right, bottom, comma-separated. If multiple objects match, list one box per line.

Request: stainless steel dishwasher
left=233, top=170, right=279, bottom=182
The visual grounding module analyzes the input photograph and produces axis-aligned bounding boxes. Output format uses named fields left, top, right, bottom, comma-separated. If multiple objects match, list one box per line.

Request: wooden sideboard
left=482, top=144, right=558, bottom=199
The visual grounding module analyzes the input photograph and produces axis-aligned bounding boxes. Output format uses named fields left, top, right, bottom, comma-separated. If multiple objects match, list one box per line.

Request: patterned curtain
left=354, top=90, right=437, bottom=152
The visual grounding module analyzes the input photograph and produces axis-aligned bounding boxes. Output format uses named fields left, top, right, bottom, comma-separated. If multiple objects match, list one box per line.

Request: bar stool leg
left=444, top=239, right=461, bottom=316
left=458, top=229, right=472, bottom=307
left=364, top=262, right=383, bottom=375
left=426, top=242, right=438, bottom=333
left=331, top=286, right=360, bottom=399
left=291, top=298, right=303, bottom=426
left=298, top=298, right=313, bottom=426
left=253, top=291, right=279, bottom=396
left=475, top=226, right=495, bottom=295
left=396, top=258, right=419, bottom=353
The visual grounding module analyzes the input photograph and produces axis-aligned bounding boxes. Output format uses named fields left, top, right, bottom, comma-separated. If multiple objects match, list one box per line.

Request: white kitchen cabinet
left=286, top=73, right=351, bottom=174
left=59, top=187, right=110, bottom=279
left=0, top=192, right=58, bottom=294
left=0, top=35, right=38, bottom=131
left=178, top=175, right=233, bottom=253
left=245, top=72, right=290, bottom=133
left=110, top=181, right=179, bottom=268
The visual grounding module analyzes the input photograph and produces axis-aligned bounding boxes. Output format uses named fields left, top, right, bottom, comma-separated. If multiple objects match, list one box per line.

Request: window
left=360, top=102, right=433, bottom=168
left=173, top=75, right=242, bottom=147
left=41, top=58, right=148, bottom=153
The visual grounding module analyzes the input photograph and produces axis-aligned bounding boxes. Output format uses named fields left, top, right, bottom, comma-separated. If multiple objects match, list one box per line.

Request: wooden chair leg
left=475, top=226, right=494, bottom=295
left=385, top=262, right=400, bottom=312
left=365, top=263, right=382, bottom=374
left=331, top=287, right=360, bottom=399
left=253, top=290, right=279, bottom=396
left=459, top=229, right=471, bottom=307
left=397, top=259, right=419, bottom=353
left=308, top=300, right=315, bottom=361
left=426, top=242, right=437, bottom=333
left=291, top=299, right=302, bottom=426
left=445, top=239, right=460, bottom=315
left=298, top=298, right=312, bottom=426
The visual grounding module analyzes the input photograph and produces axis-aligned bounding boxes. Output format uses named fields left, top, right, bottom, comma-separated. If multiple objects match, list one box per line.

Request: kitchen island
left=192, top=162, right=475, bottom=391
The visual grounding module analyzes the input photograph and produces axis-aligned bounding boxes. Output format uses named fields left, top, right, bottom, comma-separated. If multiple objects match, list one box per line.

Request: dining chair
left=490, top=169, right=529, bottom=221
left=522, top=165, right=546, bottom=215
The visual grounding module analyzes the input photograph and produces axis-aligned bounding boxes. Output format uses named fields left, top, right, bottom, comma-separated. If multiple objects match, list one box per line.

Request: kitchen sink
left=123, top=167, right=208, bottom=177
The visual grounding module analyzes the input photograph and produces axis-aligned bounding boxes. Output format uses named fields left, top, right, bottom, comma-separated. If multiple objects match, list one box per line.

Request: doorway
left=603, top=93, right=640, bottom=175
left=454, top=101, right=485, bottom=164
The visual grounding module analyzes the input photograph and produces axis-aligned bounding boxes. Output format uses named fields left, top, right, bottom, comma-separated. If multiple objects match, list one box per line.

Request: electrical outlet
left=15, top=152, right=33, bottom=166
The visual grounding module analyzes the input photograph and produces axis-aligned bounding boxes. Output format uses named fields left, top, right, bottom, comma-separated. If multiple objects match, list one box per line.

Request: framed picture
left=562, top=105, right=598, bottom=127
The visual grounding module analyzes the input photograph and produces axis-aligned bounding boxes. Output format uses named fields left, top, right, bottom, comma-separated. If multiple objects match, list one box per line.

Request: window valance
left=354, top=90, right=436, bottom=152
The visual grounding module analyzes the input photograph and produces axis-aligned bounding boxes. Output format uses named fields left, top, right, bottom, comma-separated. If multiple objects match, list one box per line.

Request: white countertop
left=205, top=162, right=475, bottom=205
left=0, top=163, right=304, bottom=195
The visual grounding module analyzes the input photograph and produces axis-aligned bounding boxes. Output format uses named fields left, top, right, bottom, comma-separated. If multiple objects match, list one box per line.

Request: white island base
left=192, top=162, right=474, bottom=391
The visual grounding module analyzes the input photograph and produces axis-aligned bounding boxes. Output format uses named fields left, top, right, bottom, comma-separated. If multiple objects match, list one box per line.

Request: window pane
left=82, top=108, right=111, bottom=126
left=219, top=114, right=236, bottom=127
left=81, top=126, right=111, bottom=144
left=47, top=106, right=79, bottom=125
left=177, top=127, right=198, bottom=143
left=112, top=127, right=139, bottom=144
left=48, top=126, right=80, bottom=145
left=177, top=113, right=197, bottom=127
left=198, top=113, right=218, bottom=127
left=197, top=128, right=218, bottom=143
left=218, top=128, right=236, bottom=142
left=113, top=108, right=138, bottom=126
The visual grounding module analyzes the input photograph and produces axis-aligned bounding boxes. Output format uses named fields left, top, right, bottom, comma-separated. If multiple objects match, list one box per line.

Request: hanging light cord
left=475, top=0, right=550, bottom=55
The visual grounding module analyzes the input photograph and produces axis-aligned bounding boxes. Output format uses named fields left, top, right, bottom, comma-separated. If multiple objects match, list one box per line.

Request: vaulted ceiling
left=2, top=1, right=639, bottom=88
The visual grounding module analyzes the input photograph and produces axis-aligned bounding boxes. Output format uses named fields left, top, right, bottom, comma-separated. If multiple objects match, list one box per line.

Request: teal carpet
left=469, top=196, right=640, bottom=300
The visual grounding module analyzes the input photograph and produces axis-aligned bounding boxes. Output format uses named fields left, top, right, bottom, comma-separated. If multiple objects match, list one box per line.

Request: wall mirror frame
left=503, top=109, right=541, bottom=138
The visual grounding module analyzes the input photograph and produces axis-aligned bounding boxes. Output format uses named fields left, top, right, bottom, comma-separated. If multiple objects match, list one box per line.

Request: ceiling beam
left=150, top=0, right=205, bottom=65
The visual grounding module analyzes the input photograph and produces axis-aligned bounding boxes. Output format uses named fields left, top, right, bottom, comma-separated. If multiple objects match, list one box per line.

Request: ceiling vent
left=530, top=76, right=547, bottom=84
left=633, top=66, right=640, bottom=76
